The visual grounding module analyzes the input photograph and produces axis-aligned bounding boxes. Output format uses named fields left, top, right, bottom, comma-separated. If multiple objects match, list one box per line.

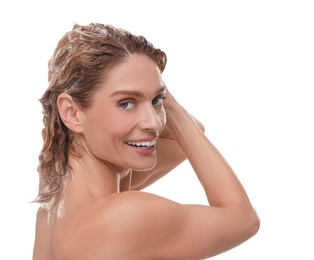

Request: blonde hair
left=34, top=23, right=167, bottom=212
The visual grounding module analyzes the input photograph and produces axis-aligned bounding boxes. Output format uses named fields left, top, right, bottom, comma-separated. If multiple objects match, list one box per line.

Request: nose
left=139, top=104, right=164, bottom=132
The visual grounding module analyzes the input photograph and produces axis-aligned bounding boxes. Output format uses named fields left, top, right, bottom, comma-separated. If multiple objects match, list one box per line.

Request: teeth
left=126, top=139, right=156, bottom=147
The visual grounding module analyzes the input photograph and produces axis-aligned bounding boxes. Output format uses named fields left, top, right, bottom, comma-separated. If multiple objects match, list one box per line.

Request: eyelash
left=118, top=95, right=166, bottom=110
left=118, top=100, right=136, bottom=110
left=152, top=95, right=166, bottom=106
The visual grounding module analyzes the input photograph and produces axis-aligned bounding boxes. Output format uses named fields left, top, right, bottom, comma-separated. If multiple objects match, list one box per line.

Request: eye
left=119, top=100, right=136, bottom=110
left=152, top=95, right=165, bottom=106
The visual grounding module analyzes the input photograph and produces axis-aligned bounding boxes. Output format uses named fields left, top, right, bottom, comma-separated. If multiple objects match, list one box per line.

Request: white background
left=0, top=0, right=313, bottom=259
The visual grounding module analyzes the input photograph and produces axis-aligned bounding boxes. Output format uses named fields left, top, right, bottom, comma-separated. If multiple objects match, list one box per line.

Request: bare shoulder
left=51, top=191, right=258, bottom=260
left=102, top=191, right=187, bottom=258
left=107, top=190, right=185, bottom=232
left=50, top=191, right=185, bottom=259
left=101, top=191, right=258, bottom=259
left=108, top=190, right=183, bottom=217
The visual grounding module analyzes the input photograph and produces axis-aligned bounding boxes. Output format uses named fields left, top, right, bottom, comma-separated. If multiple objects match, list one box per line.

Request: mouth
left=125, top=139, right=157, bottom=150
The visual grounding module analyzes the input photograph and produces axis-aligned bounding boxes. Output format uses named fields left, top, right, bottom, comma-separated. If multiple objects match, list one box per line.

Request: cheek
left=83, top=110, right=117, bottom=145
left=83, top=118, right=124, bottom=159
left=98, top=112, right=137, bottom=142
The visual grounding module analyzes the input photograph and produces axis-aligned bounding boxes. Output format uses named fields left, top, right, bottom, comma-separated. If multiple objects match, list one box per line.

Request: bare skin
left=33, top=55, right=259, bottom=260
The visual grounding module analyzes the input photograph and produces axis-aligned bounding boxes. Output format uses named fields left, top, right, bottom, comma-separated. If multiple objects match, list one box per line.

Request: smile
left=125, top=139, right=157, bottom=148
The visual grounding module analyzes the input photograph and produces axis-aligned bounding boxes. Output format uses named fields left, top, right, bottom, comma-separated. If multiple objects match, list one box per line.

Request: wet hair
left=34, top=23, right=167, bottom=212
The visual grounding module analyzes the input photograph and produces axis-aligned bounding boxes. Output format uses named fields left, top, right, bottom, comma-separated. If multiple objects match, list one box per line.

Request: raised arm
left=109, top=90, right=260, bottom=259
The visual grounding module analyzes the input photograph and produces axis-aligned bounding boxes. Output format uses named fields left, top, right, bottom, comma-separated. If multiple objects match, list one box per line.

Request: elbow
left=252, top=210, right=261, bottom=236
left=244, top=207, right=260, bottom=239
left=231, top=205, right=260, bottom=243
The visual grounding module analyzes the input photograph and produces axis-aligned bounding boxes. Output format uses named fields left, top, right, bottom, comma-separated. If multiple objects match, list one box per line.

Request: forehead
left=97, top=55, right=165, bottom=96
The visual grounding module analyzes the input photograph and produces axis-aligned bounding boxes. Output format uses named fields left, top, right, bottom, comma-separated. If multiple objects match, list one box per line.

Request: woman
left=33, top=23, right=259, bottom=259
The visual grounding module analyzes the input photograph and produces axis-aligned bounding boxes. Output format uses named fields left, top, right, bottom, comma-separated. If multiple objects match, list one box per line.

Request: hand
left=163, top=89, right=205, bottom=135
left=159, top=89, right=180, bottom=140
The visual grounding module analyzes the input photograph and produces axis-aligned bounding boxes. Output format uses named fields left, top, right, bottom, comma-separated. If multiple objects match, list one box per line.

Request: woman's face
left=80, top=55, right=166, bottom=172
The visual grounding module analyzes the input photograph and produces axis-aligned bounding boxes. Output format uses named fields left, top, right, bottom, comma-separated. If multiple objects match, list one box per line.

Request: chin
left=130, top=161, right=157, bottom=172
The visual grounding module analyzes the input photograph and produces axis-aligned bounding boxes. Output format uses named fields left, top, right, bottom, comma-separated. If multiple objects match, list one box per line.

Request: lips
left=125, top=139, right=157, bottom=149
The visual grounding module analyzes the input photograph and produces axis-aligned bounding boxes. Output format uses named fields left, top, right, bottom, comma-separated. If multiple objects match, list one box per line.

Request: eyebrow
left=109, top=86, right=166, bottom=98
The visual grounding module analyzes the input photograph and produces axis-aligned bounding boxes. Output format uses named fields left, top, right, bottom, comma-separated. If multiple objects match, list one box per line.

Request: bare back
left=33, top=208, right=53, bottom=259
left=33, top=192, right=177, bottom=260
left=33, top=189, right=258, bottom=260
left=33, top=196, right=135, bottom=260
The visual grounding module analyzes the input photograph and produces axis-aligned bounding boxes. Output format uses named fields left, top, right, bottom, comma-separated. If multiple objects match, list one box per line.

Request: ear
left=57, top=93, right=84, bottom=133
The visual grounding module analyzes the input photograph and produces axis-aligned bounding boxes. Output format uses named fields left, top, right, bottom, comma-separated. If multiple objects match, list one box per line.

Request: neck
left=65, top=153, right=130, bottom=200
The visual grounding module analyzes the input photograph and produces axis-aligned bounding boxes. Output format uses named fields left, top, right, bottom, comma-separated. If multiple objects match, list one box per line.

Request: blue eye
left=119, top=101, right=135, bottom=110
left=152, top=96, right=165, bottom=106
